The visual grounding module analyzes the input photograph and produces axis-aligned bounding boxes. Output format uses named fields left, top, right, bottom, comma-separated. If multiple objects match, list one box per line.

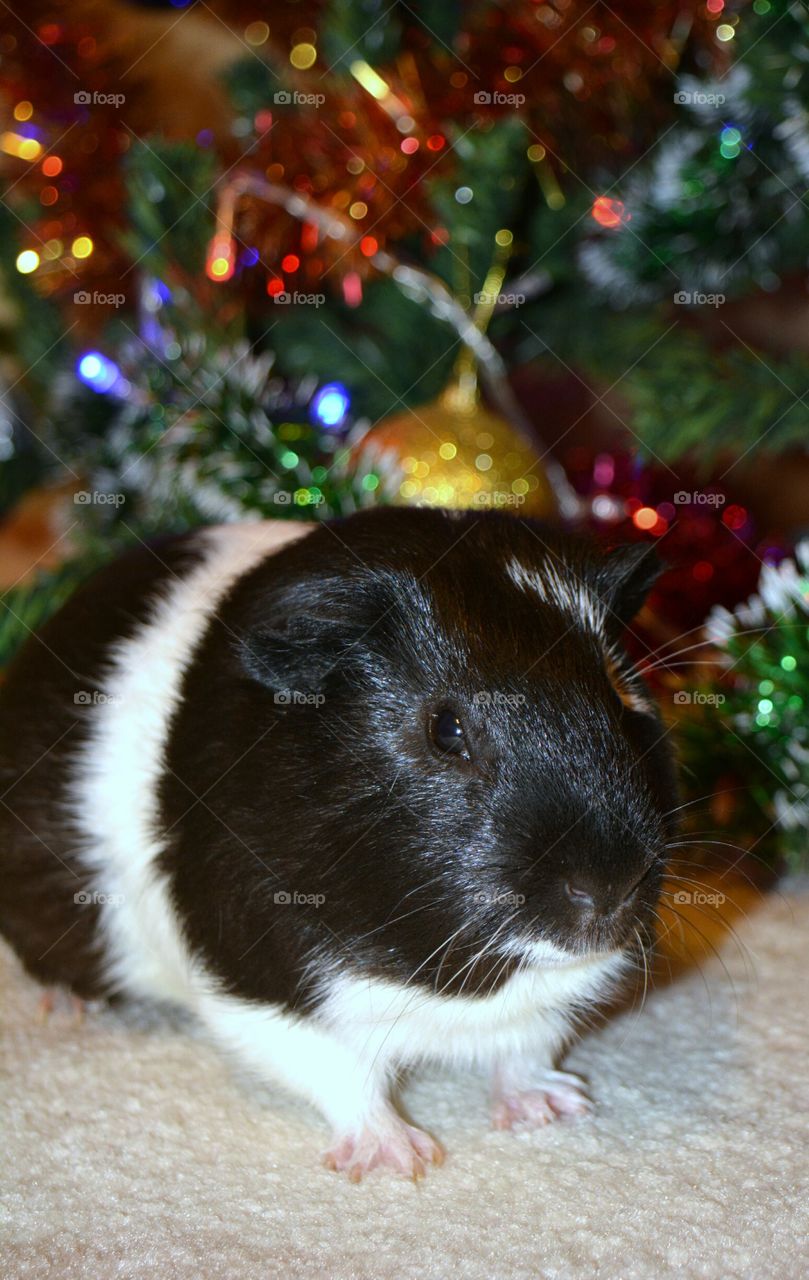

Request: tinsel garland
left=680, top=545, right=809, bottom=875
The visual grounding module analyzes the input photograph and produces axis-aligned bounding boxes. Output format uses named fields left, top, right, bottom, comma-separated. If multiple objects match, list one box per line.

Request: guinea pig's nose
left=564, top=881, right=596, bottom=910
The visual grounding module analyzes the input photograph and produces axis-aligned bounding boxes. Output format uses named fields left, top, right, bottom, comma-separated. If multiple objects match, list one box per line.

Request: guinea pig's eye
left=429, top=708, right=469, bottom=760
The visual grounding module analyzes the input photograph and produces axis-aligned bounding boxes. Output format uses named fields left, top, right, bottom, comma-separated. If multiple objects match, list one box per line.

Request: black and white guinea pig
left=0, top=507, right=677, bottom=1180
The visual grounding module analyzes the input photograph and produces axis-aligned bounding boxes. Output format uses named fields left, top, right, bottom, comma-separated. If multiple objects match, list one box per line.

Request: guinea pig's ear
left=599, top=543, right=662, bottom=626
left=238, top=613, right=356, bottom=694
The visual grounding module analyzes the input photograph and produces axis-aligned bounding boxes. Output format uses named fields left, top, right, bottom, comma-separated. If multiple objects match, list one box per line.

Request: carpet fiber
left=2, top=883, right=808, bottom=1280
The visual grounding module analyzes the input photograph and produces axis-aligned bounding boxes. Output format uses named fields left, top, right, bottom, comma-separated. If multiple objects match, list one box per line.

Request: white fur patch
left=195, top=948, right=627, bottom=1133
left=507, top=556, right=605, bottom=633
left=70, top=520, right=313, bottom=1005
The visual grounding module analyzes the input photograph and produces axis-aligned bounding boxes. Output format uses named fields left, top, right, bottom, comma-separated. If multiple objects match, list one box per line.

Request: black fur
left=160, top=509, right=677, bottom=1009
left=0, top=509, right=677, bottom=1013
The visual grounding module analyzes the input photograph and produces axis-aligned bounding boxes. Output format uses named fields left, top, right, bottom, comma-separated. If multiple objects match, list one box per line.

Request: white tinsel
left=705, top=542, right=809, bottom=843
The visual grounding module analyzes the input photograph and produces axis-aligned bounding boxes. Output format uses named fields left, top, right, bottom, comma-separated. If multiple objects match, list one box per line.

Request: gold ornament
left=363, top=373, right=556, bottom=516
left=358, top=230, right=557, bottom=518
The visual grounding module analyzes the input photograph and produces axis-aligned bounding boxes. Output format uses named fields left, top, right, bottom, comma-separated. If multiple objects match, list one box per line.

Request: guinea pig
left=0, top=507, right=677, bottom=1180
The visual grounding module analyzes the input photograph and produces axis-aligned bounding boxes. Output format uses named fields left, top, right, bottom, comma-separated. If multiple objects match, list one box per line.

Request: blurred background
left=0, top=0, right=807, bottom=889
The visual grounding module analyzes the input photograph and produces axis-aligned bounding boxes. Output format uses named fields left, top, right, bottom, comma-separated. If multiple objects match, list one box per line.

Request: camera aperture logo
left=273, top=689, right=325, bottom=707
left=472, top=491, right=526, bottom=508
left=74, top=290, right=125, bottom=308
left=74, top=689, right=123, bottom=707
left=673, top=889, right=725, bottom=906
left=473, top=691, right=526, bottom=708
left=74, top=490, right=126, bottom=507
left=674, top=290, right=725, bottom=308
left=674, top=490, right=725, bottom=507
left=74, top=889, right=125, bottom=907
left=272, top=489, right=325, bottom=506
left=273, top=90, right=325, bottom=108
left=474, top=90, right=525, bottom=107
left=673, top=90, right=725, bottom=107
left=74, top=90, right=125, bottom=107
left=473, top=290, right=526, bottom=309
left=273, top=889, right=326, bottom=907
left=673, top=690, right=725, bottom=706
left=474, top=889, right=526, bottom=907
left=271, top=290, right=326, bottom=307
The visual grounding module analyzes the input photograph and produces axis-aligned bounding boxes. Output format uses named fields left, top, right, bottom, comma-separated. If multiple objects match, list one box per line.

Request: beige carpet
left=2, top=883, right=808, bottom=1280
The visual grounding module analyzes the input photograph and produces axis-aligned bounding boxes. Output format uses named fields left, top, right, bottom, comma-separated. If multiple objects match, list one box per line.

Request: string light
left=205, top=235, right=235, bottom=281
left=591, top=196, right=628, bottom=228
left=1, top=131, right=42, bottom=160
left=311, top=382, right=350, bottom=428
left=77, top=351, right=123, bottom=393
left=290, top=42, right=317, bottom=70
left=15, top=249, right=39, bottom=273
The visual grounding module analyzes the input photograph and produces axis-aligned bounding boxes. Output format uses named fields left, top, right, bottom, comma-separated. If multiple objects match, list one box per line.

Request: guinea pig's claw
left=493, top=1070, right=593, bottom=1131
left=323, top=1119, right=444, bottom=1182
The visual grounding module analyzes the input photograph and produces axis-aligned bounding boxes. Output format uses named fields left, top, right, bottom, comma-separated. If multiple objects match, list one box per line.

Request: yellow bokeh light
left=290, top=42, right=317, bottom=70
left=210, top=257, right=229, bottom=277
left=349, top=201, right=368, bottom=219
left=504, top=66, right=522, bottom=83
left=16, top=249, right=40, bottom=274
left=438, top=442, right=457, bottom=461
left=72, top=235, right=93, bottom=258
left=495, top=229, right=513, bottom=247
left=527, top=143, right=546, bottom=162
left=14, top=100, right=33, bottom=121
left=245, top=20, right=269, bottom=46
left=1, top=131, right=42, bottom=160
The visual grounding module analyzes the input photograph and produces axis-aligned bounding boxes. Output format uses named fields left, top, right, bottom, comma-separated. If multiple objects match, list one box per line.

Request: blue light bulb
left=77, top=351, right=122, bottom=394
left=312, top=382, right=350, bottom=428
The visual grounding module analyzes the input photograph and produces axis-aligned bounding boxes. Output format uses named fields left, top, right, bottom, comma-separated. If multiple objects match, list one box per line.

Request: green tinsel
left=680, top=541, right=809, bottom=872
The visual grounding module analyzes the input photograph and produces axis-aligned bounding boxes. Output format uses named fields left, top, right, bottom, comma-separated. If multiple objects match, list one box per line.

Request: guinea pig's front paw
left=323, top=1116, right=444, bottom=1183
left=492, top=1070, right=593, bottom=1132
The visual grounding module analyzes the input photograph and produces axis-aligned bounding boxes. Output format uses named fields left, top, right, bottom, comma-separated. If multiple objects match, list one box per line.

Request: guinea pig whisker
left=357, top=918, right=484, bottom=1084
left=667, top=841, right=779, bottom=882
left=658, top=885, right=755, bottom=980
left=437, top=911, right=520, bottom=999
left=634, top=927, right=649, bottom=1016
left=658, top=900, right=744, bottom=1023
left=640, top=625, right=778, bottom=674
left=456, top=914, right=520, bottom=999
